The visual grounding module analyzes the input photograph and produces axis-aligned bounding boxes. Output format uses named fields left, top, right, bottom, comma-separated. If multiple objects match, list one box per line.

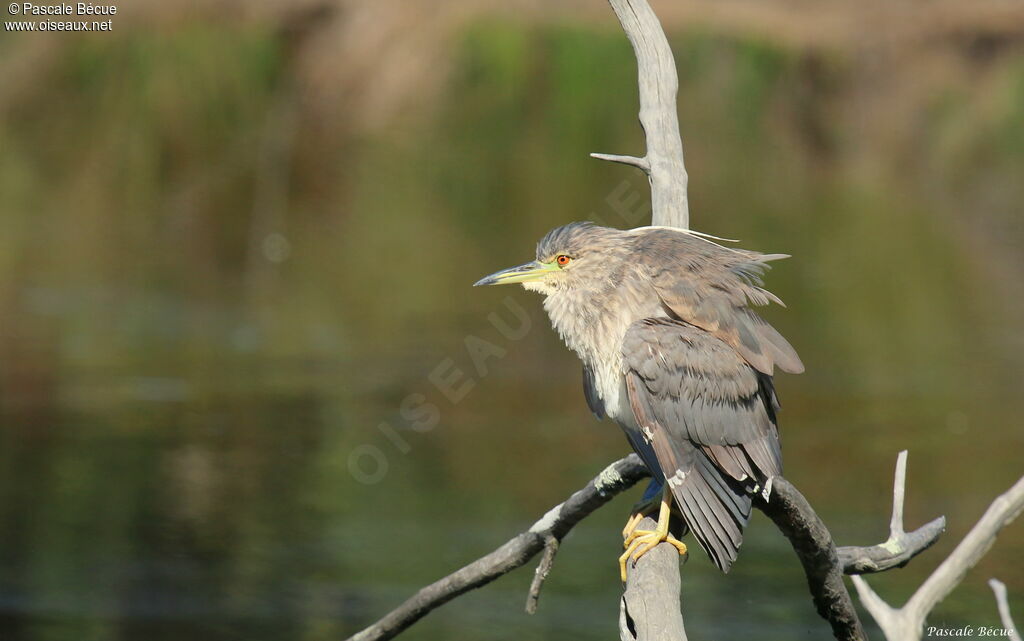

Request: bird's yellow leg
left=618, top=487, right=688, bottom=581
left=623, top=487, right=671, bottom=547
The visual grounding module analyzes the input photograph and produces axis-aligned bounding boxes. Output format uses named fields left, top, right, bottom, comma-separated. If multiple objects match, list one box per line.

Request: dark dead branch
left=757, top=477, right=867, bottom=641
left=345, top=455, right=649, bottom=641
left=524, top=535, right=559, bottom=615
left=347, top=450, right=953, bottom=641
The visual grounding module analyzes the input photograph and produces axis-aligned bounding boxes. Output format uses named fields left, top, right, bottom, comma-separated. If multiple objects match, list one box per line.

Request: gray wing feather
left=634, top=229, right=804, bottom=375
left=622, top=317, right=783, bottom=572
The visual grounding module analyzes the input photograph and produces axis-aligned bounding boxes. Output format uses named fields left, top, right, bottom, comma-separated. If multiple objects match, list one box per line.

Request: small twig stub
left=525, top=535, right=560, bottom=614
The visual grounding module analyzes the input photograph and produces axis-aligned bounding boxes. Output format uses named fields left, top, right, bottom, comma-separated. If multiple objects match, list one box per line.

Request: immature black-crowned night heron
left=475, top=222, right=803, bottom=580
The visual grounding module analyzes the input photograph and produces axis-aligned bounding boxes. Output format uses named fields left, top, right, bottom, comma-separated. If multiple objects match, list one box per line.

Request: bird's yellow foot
left=621, top=494, right=661, bottom=539
left=619, top=488, right=688, bottom=582
left=621, top=511, right=646, bottom=540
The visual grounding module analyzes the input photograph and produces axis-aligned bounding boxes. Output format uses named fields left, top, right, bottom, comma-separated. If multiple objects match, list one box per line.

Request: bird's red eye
left=556, top=255, right=571, bottom=266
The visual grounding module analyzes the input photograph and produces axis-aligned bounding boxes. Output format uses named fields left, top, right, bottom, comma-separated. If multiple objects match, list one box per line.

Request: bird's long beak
left=473, top=260, right=558, bottom=286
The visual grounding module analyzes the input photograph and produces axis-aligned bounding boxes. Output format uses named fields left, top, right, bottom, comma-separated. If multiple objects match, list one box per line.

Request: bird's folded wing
left=622, top=317, right=783, bottom=571
left=634, top=229, right=804, bottom=376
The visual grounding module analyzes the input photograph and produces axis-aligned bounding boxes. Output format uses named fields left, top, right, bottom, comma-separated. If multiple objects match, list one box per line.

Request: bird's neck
left=541, top=280, right=664, bottom=413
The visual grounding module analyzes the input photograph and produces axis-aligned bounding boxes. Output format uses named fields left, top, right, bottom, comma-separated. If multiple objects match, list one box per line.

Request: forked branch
left=853, top=474, right=1024, bottom=641
left=839, top=451, right=946, bottom=574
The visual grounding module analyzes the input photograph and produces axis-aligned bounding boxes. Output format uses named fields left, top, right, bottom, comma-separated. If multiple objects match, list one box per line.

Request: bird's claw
left=621, top=511, right=645, bottom=539
left=619, top=488, right=687, bottom=582
left=619, top=529, right=688, bottom=582
left=621, top=495, right=662, bottom=539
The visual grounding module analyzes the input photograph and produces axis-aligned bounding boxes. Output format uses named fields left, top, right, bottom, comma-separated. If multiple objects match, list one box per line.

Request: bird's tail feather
left=668, top=451, right=752, bottom=573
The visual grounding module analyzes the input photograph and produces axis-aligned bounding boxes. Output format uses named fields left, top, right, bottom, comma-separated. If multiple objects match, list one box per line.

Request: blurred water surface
left=1, top=7, right=1023, bottom=641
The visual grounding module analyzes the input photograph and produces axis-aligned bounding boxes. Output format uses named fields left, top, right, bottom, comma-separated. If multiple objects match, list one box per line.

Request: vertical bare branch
left=619, top=516, right=689, bottom=641
left=989, top=579, right=1021, bottom=641
left=599, top=2, right=691, bottom=637
left=594, top=0, right=689, bottom=229
left=889, top=451, right=908, bottom=539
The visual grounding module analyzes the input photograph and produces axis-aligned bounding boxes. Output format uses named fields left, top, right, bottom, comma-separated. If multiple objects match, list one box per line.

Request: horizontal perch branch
left=349, top=451, right=949, bottom=641
left=345, top=455, right=649, bottom=641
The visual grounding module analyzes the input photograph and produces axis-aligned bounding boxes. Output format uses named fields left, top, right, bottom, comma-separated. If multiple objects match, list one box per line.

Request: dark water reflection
left=1, top=321, right=1020, bottom=640
left=2, top=17, right=1024, bottom=641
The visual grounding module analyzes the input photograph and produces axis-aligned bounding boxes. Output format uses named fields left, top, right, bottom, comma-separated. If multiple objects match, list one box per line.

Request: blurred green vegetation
left=0, top=12, right=1022, bottom=641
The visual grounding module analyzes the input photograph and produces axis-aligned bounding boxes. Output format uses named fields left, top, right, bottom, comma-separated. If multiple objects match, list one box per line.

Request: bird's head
left=474, top=222, right=628, bottom=295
